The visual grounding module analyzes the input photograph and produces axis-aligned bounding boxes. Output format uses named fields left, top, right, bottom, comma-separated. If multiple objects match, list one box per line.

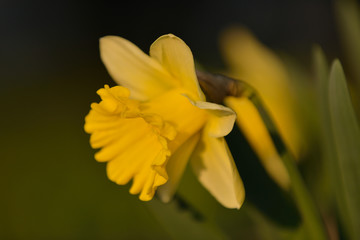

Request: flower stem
left=248, top=89, right=328, bottom=240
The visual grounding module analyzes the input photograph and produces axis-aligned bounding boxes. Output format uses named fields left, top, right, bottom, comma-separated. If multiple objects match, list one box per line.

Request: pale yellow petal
left=190, top=135, right=245, bottom=209
left=185, top=97, right=236, bottom=138
left=157, top=133, right=201, bottom=203
left=220, top=27, right=288, bottom=90
left=150, top=34, right=205, bottom=101
left=225, top=96, right=290, bottom=189
left=100, top=36, right=177, bottom=101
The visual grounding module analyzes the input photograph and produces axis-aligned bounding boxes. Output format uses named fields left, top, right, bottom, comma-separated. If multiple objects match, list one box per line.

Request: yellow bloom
left=220, top=27, right=301, bottom=189
left=84, top=34, right=244, bottom=209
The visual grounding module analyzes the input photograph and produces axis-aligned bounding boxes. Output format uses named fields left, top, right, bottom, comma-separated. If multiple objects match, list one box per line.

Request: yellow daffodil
left=84, top=34, right=244, bottom=209
left=220, top=27, right=301, bottom=189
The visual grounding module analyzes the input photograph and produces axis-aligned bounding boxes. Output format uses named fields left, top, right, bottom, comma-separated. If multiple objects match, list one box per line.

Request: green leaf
left=328, top=60, right=360, bottom=240
left=312, top=46, right=334, bottom=208
left=313, top=46, right=329, bottom=95
left=334, top=0, right=360, bottom=91
left=146, top=196, right=229, bottom=240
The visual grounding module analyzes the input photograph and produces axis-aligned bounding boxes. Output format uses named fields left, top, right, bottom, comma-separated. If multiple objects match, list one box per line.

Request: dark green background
left=0, top=0, right=341, bottom=239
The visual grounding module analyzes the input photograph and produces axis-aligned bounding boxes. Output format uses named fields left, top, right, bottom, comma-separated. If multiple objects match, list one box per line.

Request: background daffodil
left=220, top=27, right=302, bottom=189
left=84, top=34, right=245, bottom=209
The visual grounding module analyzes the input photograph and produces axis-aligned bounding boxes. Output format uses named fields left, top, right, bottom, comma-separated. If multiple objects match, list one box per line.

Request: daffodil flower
left=84, top=34, right=244, bottom=209
left=220, top=27, right=302, bottom=189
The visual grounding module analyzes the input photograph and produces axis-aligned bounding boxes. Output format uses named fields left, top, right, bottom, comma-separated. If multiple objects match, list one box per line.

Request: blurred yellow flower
left=84, top=34, right=244, bottom=209
left=220, top=27, right=301, bottom=189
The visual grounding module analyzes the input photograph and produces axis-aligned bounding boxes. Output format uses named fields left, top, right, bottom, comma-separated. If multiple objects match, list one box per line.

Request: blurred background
left=0, top=0, right=356, bottom=239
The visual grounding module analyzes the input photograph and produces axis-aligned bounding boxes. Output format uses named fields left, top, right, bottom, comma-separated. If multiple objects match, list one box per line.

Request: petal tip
left=99, top=35, right=118, bottom=46
left=161, top=33, right=179, bottom=39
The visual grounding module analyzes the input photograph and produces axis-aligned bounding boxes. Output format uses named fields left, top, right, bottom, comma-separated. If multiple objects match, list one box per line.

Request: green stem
left=249, top=91, right=327, bottom=240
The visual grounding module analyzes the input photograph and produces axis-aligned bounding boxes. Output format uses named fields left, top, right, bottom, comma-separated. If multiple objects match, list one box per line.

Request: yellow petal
left=100, top=36, right=177, bottom=101
left=85, top=85, right=176, bottom=201
left=190, top=135, right=245, bottom=209
left=150, top=34, right=205, bottom=101
left=142, top=90, right=208, bottom=201
left=185, top=97, right=236, bottom=138
left=225, top=96, right=290, bottom=189
left=220, top=27, right=288, bottom=90
left=143, top=88, right=208, bottom=152
left=220, top=27, right=301, bottom=158
left=157, top=133, right=201, bottom=203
